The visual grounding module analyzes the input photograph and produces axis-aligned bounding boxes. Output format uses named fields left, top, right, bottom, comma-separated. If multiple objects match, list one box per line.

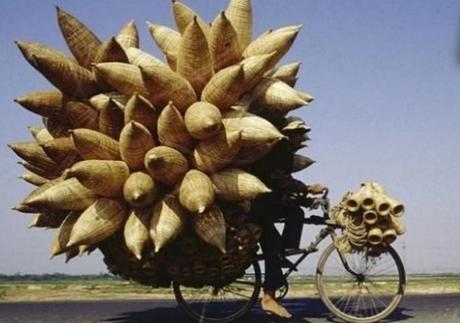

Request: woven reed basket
left=11, top=0, right=317, bottom=288
left=100, top=216, right=261, bottom=287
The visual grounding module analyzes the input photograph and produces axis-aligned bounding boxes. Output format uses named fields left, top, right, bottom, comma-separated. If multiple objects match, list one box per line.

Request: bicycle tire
left=173, top=261, right=262, bottom=323
left=316, top=242, right=406, bottom=323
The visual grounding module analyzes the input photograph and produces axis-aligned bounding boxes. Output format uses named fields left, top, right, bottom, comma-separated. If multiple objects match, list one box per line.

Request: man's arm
left=271, top=170, right=326, bottom=194
left=270, top=170, right=326, bottom=206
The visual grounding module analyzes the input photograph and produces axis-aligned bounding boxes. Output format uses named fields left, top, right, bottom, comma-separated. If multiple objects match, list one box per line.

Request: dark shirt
left=251, top=140, right=309, bottom=205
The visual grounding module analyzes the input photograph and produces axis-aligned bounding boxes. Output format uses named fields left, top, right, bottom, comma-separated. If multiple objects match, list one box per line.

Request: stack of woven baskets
left=10, top=0, right=314, bottom=286
left=333, top=182, right=406, bottom=255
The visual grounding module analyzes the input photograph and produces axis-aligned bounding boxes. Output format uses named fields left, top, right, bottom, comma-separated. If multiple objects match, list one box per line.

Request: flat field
left=0, top=274, right=458, bottom=302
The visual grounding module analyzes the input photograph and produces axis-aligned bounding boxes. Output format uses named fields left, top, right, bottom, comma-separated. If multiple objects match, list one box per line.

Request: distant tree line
left=0, top=273, right=118, bottom=282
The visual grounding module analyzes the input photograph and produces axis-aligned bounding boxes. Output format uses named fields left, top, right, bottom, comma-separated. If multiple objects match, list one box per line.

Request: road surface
left=0, top=294, right=459, bottom=322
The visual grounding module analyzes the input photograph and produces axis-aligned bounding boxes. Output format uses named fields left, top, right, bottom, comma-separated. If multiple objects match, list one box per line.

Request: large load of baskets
left=10, top=0, right=406, bottom=287
left=10, top=0, right=315, bottom=286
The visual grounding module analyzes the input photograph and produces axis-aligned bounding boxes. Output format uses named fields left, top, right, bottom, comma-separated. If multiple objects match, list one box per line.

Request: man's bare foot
left=261, top=290, right=292, bottom=319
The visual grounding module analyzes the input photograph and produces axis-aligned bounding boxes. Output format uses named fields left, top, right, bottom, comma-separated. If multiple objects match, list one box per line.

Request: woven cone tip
left=297, top=91, right=314, bottom=103
left=220, top=10, right=227, bottom=19
left=129, top=120, right=141, bottom=131
left=288, top=95, right=308, bottom=108
left=15, top=41, right=28, bottom=55
left=278, top=25, right=302, bottom=34
left=203, top=120, right=220, bottom=133
left=78, top=246, right=87, bottom=257
left=23, top=195, right=41, bottom=208
left=66, top=237, right=80, bottom=248
left=50, top=240, right=63, bottom=258
left=262, top=187, right=272, bottom=193
left=62, top=168, right=75, bottom=179
left=28, top=219, right=37, bottom=228
left=146, top=154, right=163, bottom=168
left=154, top=243, right=163, bottom=253
left=132, top=191, right=144, bottom=202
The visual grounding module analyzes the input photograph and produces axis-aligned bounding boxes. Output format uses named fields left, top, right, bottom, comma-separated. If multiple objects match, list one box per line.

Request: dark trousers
left=251, top=198, right=304, bottom=290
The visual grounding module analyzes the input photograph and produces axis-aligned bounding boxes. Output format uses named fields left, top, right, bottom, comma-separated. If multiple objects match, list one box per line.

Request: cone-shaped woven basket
left=11, top=0, right=319, bottom=287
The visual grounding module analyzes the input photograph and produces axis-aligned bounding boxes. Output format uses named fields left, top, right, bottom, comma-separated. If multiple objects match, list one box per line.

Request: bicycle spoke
left=343, top=294, right=353, bottom=312
left=362, top=291, right=370, bottom=318
left=368, top=292, right=379, bottom=316
left=223, top=286, right=251, bottom=299
left=355, top=296, right=361, bottom=316
left=334, top=294, right=348, bottom=308
left=367, top=259, right=392, bottom=274
left=369, top=262, right=398, bottom=276
left=371, top=291, right=388, bottom=309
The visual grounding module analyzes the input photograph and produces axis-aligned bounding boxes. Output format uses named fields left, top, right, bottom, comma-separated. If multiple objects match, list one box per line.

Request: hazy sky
left=0, top=0, right=459, bottom=275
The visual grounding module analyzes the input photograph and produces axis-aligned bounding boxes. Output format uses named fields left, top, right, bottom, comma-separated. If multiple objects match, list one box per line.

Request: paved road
left=0, top=294, right=459, bottom=323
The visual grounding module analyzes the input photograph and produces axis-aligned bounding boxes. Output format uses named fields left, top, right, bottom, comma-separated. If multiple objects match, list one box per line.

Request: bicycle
left=173, top=190, right=406, bottom=322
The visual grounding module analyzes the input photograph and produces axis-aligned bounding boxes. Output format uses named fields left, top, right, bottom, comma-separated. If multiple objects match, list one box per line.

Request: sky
left=0, top=0, right=459, bottom=275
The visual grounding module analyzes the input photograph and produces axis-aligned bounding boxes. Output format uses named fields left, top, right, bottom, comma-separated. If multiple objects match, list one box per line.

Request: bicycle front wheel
left=173, top=261, right=261, bottom=323
left=316, top=243, right=406, bottom=323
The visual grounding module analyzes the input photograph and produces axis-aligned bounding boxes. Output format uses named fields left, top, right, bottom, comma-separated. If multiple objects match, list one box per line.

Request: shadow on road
left=104, top=298, right=413, bottom=323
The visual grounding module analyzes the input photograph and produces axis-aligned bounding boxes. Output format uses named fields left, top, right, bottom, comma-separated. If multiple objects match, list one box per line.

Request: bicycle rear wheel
left=316, top=242, right=406, bottom=323
left=173, top=261, right=261, bottom=323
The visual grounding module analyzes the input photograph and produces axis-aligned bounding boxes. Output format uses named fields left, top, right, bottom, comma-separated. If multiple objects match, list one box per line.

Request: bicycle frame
left=256, top=192, right=362, bottom=281
left=282, top=225, right=335, bottom=278
left=173, top=191, right=407, bottom=323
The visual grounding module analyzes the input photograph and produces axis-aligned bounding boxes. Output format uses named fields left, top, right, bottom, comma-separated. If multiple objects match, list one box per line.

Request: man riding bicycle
left=250, top=138, right=326, bottom=318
